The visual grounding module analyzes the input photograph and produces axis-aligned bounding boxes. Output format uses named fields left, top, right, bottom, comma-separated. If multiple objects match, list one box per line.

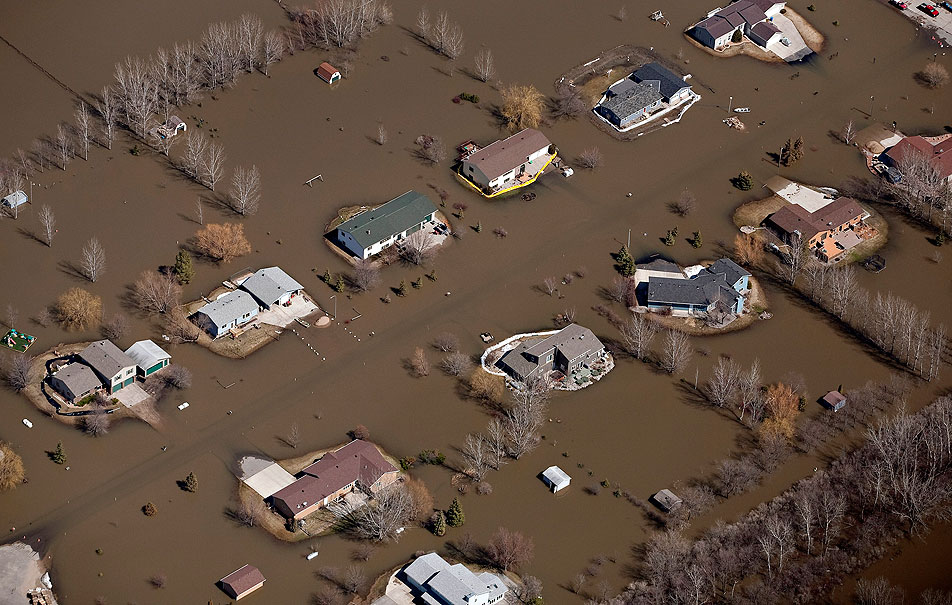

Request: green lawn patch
left=2, top=329, right=36, bottom=352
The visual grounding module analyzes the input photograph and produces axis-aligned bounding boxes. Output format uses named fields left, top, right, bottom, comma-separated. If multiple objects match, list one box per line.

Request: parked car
left=918, top=3, right=939, bottom=16
left=890, top=0, right=908, bottom=8
left=940, top=1, right=952, bottom=11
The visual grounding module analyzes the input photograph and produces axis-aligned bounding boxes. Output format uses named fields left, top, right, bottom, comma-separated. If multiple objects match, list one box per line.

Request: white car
left=177, top=402, right=190, bottom=410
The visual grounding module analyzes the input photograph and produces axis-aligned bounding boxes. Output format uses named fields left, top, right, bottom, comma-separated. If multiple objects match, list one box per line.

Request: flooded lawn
left=1, top=0, right=951, bottom=602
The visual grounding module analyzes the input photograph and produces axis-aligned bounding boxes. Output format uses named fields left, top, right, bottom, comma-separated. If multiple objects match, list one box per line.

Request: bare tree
left=552, top=88, right=587, bottom=119
left=474, top=48, right=496, bottom=82
left=794, top=488, right=816, bottom=555
left=505, top=385, right=547, bottom=459
left=828, top=265, right=858, bottom=318
left=74, top=102, right=92, bottom=160
left=237, top=13, right=263, bottom=73
left=95, top=87, right=119, bottom=150
left=230, top=164, right=261, bottom=215
left=182, top=131, right=208, bottom=180
left=706, top=357, right=739, bottom=407
left=55, top=125, right=72, bottom=170
left=501, top=84, right=546, bottom=130
left=779, top=232, right=808, bottom=286
left=262, top=30, right=284, bottom=75
left=164, top=309, right=201, bottom=344
left=285, top=422, right=301, bottom=448
left=203, top=142, right=226, bottom=191
left=441, top=351, right=472, bottom=377
left=80, top=237, right=106, bottom=282
left=39, top=205, right=55, bottom=246
left=433, top=332, right=459, bottom=352
left=169, top=41, right=200, bottom=104
left=375, top=124, right=387, bottom=145
left=619, top=314, right=658, bottom=360
left=616, top=6, right=628, bottom=20
left=235, top=497, right=266, bottom=526
left=101, top=312, right=129, bottom=341
left=855, top=577, right=905, bottom=605
left=918, top=61, right=949, bottom=88
left=660, top=329, right=692, bottom=374
left=31, top=139, right=48, bottom=172
left=578, top=147, right=603, bottom=170
left=736, top=359, right=762, bottom=422
left=542, top=276, right=558, bottom=296
left=401, top=230, right=437, bottom=265
left=841, top=119, right=857, bottom=144
left=194, top=199, right=204, bottom=225
left=132, top=270, right=182, bottom=314
left=83, top=411, right=110, bottom=437
left=410, top=347, right=430, bottom=377
left=416, top=6, right=430, bottom=40
left=487, top=527, right=534, bottom=572
left=516, top=576, right=543, bottom=603
left=671, top=189, right=697, bottom=216
left=2, top=353, right=34, bottom=391
left=352, top=258, right=380, bottom=291
left=485, top=417, right=508, bottom=470
left=114, top=55, right=158, bottom=137
left=461, top=433, right=490, bottom=481
left=194, top=223, right=251, bottom=262
left=418, top=134, right=446, bottom=164
left=443, top=22, right=464, bottom=60
left=199, top=21, right=241, bottom=89
left=329, top=484, right=414, bottom=542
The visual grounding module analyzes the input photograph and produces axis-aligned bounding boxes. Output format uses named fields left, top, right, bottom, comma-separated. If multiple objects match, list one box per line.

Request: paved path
left=115, top=383, right=149, bottom=408
left=767, top=14, right=813, bottom=61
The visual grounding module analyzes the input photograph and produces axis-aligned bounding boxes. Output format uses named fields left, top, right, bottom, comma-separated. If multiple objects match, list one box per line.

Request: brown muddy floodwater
left=1, top=0, right=951, bottom=602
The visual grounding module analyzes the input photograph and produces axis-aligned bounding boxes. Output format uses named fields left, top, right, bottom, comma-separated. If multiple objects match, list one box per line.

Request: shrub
left=142, top=502, right=158, bottom=516
left=732, top=171, right=754, bottom=190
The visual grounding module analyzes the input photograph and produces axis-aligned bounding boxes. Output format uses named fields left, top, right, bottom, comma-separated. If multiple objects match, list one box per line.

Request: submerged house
left=79, top=340, right=137, bottom=394
left=49, top=362, right=101, bottom=404
left=764, top=197, right=868, bottom=262
left=239, top=267, right=304, bottom=310
left=595, top=63, right=693, bottom=130
left=333, top=190, right=438, bottom=260
left=269, top=439, right=400, bottom=521
left=645, top=258, right=750, bottom=316
left=541, top=466, right=571, bottom=492
left=459, top=128, right=554, bottom=193
left=496, top=323, right=606, bottom=383
left=403, top=552, right=508, bottom=605
left=690, top=0, right=786, bottom=49
left=219, top=564, right=266, bottom=600
left=192, top=290, right=260, bottom=338
left=822, top=390, right=847, bottom=412
left=124, top=340, right=171, bottom=378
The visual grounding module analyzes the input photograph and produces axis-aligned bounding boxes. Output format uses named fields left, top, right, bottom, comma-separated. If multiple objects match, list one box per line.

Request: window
left=546, top=353, right=553, bottom=362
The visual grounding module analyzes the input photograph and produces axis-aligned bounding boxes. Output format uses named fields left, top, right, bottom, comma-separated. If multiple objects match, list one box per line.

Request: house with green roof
left=332, top=191, right=438, bottom=259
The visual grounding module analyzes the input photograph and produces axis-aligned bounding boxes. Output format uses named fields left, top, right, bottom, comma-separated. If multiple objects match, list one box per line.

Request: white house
left=2, top=191, right=28, bottom=209
left=460, top=128, right=553, bottom=193
left=403, top=553, right=508, bottom=605
left=238, top=267, right=304, bottom=309
left=192, top=290, right=259, bottom=338
left=541, top=466, right=571, bottom=492
left=691, top=0, right=786, bottom=49
left=79, top=340, right=137, bottom=394
left=124, top=340, right=171, bottom=378
left=333, top=190, right=438, bottom=260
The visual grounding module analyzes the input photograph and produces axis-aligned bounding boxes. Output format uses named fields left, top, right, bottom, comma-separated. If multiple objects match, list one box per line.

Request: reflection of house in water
left=496, top=323, right=606, bottom=383
left=637, top=257, right=750, bottom=319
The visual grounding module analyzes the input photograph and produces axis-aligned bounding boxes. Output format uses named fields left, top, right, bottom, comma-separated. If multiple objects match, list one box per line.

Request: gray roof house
left=79, top=340, right=137, bottom=394
left=124, top=340, right=171, bottom=377
left=497, top=324, right=605, bottom=383
left=645, top=259, right=749, bottom=318
left=193, top=290, right=260, bottom=339
left=460, top=128, right=554, bottom=193
left=239, top=266, right=304, bottom=309
left=631, top=63, right=692, bottom=103
left=403, top=552, right=508, bottom=605
left=49, top=362, right=101, bottom=404
left=333, top=191, right=438, bottom=260
left=595, top=80, right=663, bottom=129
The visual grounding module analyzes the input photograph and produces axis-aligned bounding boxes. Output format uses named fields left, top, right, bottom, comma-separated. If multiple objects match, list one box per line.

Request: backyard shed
left=651, top=489, right=683, bottom=512
left=1, top=190, right=27, bottom=208
left=822, top=390, right=847, bottom=412
left=317, top=62, right=341, bottom=84
left=219, top=564, right=266, bottom=600
left=541, top=466, right=571, bottom=492
left=124, top=340, right=171, bottom=377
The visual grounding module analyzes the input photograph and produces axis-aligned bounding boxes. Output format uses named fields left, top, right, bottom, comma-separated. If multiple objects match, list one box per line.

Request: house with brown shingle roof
left=269, top=440, right=399, bottom=521
left=690, top=0, right=786, bottom=49
left=764, top=197, right=869, bottom=261
left=219, top=564, right=266, bottom=600
left=881, top=135, right=952, bottom=183
left=459, top=128, right=554, bottom=194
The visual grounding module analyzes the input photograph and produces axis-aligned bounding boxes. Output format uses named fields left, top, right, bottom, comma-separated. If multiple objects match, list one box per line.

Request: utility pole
left=728, top=95, right=733, bottom=113
left=627, top=228, right=631, bottom=249
left=869, top=95, right=874, bottom=118
left=329, top=295, right=336, bottom=320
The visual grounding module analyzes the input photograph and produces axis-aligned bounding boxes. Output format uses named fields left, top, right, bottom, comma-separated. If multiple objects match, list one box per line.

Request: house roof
left=220, top=564, right=265, bottom=596
left=695, top=0, right=769, bottom=38
left=653, top=489, right=683, bottom=511
left=53, top=362, right=101, bottom=396
left=463, top=128, right=552, bottom=181
left=751, top=0, right=786, bottom=11
left=823, top=390, right=846, bottom=405
left=271, top=440, right=397, bottom=511
left=2, top=191, right=28, bottom=207
left=599, top=80, right=662, bottom=121
left=631, top=63, right=690, bottom=101
left=883, top=135, right=952, bottom=179
left=196, top=290, right=259, bottom=328
left=750, top=20, right=781, bottom=41
left=543, top=465, right=571, bottom=486
left=80, top=340, right=136, bottom=379
left=335, top=190, right=437, bottom=250
left=317, top=62, right=339, bottom=81
left=124, top=340, right=170, bottom=372
left=695, top=15, right=736, bottom=39
left=240, top=266, right=303, bottom=306
left=767, top=198, right=866, bottom=241
left=647, top=273, right=741, bottom=309
left=405, top=553, right=507, bottom=605
left=706, top=258, right=751, bottom=286
left=636, top=257, right=682, bottom=274
left=526, top=324, right=604, bottom=362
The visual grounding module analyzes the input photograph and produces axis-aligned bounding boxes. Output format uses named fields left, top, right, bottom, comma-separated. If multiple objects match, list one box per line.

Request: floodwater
left=1, top=0, right=951, bottom=602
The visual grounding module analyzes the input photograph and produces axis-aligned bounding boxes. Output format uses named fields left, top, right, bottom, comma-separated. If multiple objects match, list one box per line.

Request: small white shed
left=541, top=465, right=571, bottom=492
left=2, top=191, right=28, bottom=208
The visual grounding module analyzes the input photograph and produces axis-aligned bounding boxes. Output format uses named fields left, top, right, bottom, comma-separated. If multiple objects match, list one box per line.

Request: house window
left=546, top=353, right=553, bottom=362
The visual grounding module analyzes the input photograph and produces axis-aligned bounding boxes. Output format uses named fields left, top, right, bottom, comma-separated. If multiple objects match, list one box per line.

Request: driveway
left=766, top=14, right=813, bottom=61
left=894, top=3, right=952, bottom=46
left=254, top=295, right=319, bottom=328
left=114, top=383, right=149, bottom=407
left=765, top=176, right=835, bottom=212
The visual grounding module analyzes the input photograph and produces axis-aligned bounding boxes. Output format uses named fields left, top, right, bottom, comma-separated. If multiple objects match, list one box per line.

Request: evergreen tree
left=791, top=136, right=805, bottom=162
left=734, top=171, right=754, bottom=191
left=51, top=442, right=66, bottom=465
left=782, top=137, right=794, bottom=166
left=397, top=280, right=407, bottom=296
left=474, top=222, right=482, bottom=233
left=184, top=472, right=198, bottom=493
left=663, top=231, right=676, bottom=246
left=432, top=510, right=447, bottom=536
left=173, top=250, right=195, bottom=285
left=333, top=275, right=345, bottom=292
left=322, top=269, right=332, bottom=283
left=446, top=497, right=465, bottom=527
left=616, top=246, right=635, bottom=276
left=690, top=231, right=703, bottom=248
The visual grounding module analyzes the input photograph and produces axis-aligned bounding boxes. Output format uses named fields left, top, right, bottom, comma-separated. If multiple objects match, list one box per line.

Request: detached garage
left=541, top=465, right=571, bottom=492
left=124, top=340, right=171, bottom=378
